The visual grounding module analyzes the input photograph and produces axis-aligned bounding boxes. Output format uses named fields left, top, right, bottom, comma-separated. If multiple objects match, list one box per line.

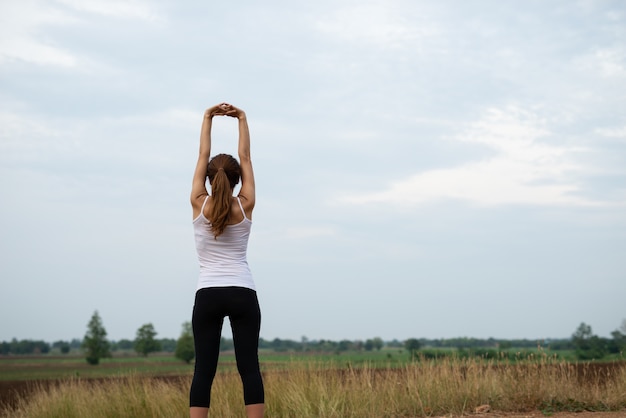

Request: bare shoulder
left=192, top=193, right=209, bottom=219
left=237, top=194, right=254, bottom=220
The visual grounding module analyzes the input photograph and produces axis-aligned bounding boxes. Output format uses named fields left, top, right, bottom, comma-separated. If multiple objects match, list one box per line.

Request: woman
left=189, top=103, right=264, bottom=418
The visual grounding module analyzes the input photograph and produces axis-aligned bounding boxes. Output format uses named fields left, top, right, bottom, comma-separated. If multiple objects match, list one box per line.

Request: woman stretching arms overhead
left=189, top=103, right=264, bottom=418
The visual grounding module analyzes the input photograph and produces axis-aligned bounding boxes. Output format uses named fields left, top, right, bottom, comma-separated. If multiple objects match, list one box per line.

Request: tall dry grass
left=4, top=356, right=626, bottom=417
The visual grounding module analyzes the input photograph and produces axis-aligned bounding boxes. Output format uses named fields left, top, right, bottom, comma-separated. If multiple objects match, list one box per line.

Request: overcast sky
left=1, top=0, right=625, bottom=344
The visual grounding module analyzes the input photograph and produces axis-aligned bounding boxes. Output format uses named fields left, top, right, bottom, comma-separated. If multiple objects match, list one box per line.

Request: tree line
left=2, top=312, right=625, bottom=365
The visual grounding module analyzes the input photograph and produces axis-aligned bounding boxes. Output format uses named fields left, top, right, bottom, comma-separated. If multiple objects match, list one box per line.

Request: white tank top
left=193, top=196, right=255, bottom=291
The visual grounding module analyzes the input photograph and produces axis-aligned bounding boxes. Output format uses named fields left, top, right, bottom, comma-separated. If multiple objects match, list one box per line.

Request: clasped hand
left=207, top=103, right=244, bottom=119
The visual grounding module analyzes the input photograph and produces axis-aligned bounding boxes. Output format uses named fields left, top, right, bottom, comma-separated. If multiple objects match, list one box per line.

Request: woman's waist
left=196, top=273, right=255, bottom=291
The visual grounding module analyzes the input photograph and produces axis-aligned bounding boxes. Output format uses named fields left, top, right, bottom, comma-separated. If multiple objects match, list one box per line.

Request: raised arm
left=191, top=103, right=228, bottom=215
left=225, top=105, right=255, bottom=216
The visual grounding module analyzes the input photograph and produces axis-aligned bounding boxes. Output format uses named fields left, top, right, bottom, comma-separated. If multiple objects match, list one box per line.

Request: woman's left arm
left=191, top=104, right=228, bottom=215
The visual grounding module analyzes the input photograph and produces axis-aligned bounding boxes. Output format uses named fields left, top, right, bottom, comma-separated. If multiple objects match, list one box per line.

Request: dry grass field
left=1, top=355, right=625, bottom=417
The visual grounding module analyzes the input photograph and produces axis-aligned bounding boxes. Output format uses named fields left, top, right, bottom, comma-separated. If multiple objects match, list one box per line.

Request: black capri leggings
left=190, top=286, right=264, bottom=408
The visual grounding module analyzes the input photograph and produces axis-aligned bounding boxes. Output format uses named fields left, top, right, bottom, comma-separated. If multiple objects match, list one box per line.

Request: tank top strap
left=236, top=197, right=248, bottom=220
left=200, top=195, right=210, bottom=214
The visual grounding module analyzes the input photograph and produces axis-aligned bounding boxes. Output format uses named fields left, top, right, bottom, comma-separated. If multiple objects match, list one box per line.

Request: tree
left=159, top=338, right=177, bottom=352
left=609, top=319, right=626, bottom=354
left=0, top=339, right=50, bottom=355
left=134, top=323, right=161, bottom=357
left=175, top=322, right=195, bottom=364
left=114, top=339, right=134, bottom=351
left=301, top=335, right=309, bottom=352
left=571, top=322, right=606, bottom=360
left=405, top=338, right=421, bottom=360
left=498, top=340, right=512, bottom=350
left=82, top=311, right=111, bottom=365
left=572, top=322, right=592, bottom=342
left=364, top=337, right=384, bottom=351
left=338, top=340, right=353, bottom=352
left=52, top=340, right=70, bottom=354
left=220, top=336, right=234, bottom=352
left=372, top=337, right=384, bottom=351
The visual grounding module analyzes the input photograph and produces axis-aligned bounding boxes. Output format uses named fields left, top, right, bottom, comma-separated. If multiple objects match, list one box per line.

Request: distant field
left=0, top=353, right=192, bottom=381
left=0, top=347, right=609, bottom=382
left=0, top=349, right=411, bottom=382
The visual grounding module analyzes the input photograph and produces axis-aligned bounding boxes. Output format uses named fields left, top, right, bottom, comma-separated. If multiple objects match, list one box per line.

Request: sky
left=1, top=0, right=625, bottom=344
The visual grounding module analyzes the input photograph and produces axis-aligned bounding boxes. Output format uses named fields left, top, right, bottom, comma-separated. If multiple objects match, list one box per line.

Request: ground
left=439, top=413, right=626, bottom=418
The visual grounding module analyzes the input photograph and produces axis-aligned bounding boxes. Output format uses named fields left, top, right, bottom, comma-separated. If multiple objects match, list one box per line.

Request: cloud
left=0, top=0, right=162, bottom=67
left=341, top=106, right=600, bottom=208
left=56, top=0, right=162, bottom=21
left=595, top=126, right=626, bottom=140
left=285, top=226, right=336, bottom=239
left=576, top=47, right=626, bottom=78
left=315, top=1, right=437, bottom=50
left=0, top=38, right=77, bottom=68
left=0, top=111, right=71, bottom=165
left=0, top=1, right=78, bottom=67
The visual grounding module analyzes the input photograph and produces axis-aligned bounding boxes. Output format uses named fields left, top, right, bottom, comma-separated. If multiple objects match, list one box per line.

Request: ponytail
left=207, top=169, right=232, bottom=238
left=206, top=154, right=241, bottom=238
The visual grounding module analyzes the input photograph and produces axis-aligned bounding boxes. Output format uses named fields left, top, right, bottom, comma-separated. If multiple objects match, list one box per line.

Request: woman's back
left=193, top=196, right=254, bottom=291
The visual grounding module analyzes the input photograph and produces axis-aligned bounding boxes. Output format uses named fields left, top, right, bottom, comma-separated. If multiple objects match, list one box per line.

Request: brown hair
left=206, top=154, right=241, bottom=238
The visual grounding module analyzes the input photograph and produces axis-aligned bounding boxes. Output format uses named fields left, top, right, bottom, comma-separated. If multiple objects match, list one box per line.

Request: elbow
left=238, top=151, right=251, bottom=163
